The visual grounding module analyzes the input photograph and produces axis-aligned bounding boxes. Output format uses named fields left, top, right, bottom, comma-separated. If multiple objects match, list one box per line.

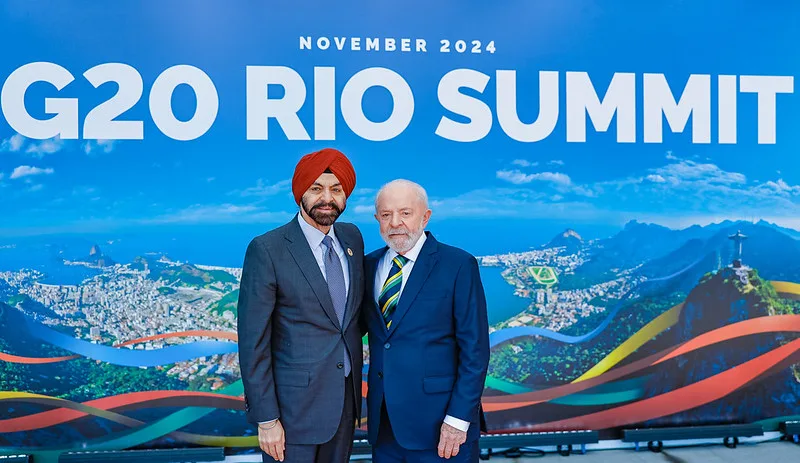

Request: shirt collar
left=297, top=213, right=336, bottom=250
left=386, top=231, right=427, bottom=264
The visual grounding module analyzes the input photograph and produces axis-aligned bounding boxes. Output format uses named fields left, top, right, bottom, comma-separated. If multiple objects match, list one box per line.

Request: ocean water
left=479, top=266, right=531, bottom=325
left=0, top=233, right=531, bottom=326
left=0, top=243, right=100, bottom=285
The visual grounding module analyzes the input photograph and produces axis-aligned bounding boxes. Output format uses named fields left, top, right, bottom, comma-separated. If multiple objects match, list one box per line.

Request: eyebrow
left=313, top=182, right=342, bottom=187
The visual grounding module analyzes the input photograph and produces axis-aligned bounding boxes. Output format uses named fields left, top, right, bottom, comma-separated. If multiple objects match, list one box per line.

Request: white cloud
left=532, top=172, right=572, bottom=186
left=653, top=160, right=746, bottom=186
left=589, top=154, right=800, bottom=223
left=144, top=203, right=292, bottom=225
left=497, top=169, right=536, bottom=185
left=599, top=160, right=747, bottom=196
left=354, top=204, right=375, bottom=214
left=496, top=169, right=598, bottom=198
left=423, top=187, right=612, bottom=221
left=548, top=160, right=565, bottom=166
left=0, top=134, right=25, bottom=152
left=25, top=137, right=65, bottom=157
left=353, top=188, right=376, bottom=196
left=83, top=139, right=117, bottom=155
left=665, top=150, right=680, bottom=160
left=511, top=159, right=538, bottom=167
left=233, top=179, right=291, bottom=197
left=496, top=169, right=571, bottom=187
left=10, top=165, right=54, bottom=179
left=752, top=179, right=800, bottom=197
left=28, top=184, right=44, bottom=192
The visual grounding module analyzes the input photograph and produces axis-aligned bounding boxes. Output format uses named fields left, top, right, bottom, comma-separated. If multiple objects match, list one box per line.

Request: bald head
left=374, top=179, right=431, bottom=254
left=375, top=179, right=428, bottom=211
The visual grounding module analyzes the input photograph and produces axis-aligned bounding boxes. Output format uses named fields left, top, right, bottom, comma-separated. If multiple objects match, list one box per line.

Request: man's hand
left=258, top=420, right=285, bottom=461
left=438, top=421, right=467, bottom=459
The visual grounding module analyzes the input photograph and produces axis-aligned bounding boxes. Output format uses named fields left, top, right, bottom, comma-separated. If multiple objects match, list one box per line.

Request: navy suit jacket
left=363, top=232, right=490, bottom=450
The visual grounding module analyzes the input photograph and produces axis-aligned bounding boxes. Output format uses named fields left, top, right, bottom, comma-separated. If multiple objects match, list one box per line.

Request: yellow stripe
left=0, top=391, right=59, bottom=400
left=572, top=303, right=684, bottom=383
left=569, top=280, right=800, bottom=383
left=381, top=292, right=399, bottom=314
left=380, top=272, right=403, bottom=294
left=771, top=281, right=800, bottom=295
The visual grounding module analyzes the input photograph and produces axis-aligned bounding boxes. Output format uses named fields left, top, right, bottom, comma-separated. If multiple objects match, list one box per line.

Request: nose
left=321, top=188, right=333, bottom=202
left=389, top=213, right=402, bottom=227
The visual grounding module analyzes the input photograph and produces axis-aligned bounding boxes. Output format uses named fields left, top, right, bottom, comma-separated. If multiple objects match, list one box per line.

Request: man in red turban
left=292, top=148, right=356, bottom=205
left=238, top=147, right=366, bottom=463
left=292, top=148, right=357, bottom=228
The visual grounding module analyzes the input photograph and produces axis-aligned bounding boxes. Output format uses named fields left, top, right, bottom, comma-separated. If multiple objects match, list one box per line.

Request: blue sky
left=1, top=1, right=800, bottom=258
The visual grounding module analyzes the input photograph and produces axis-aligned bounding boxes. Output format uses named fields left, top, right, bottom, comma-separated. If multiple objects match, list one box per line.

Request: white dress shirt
left=298, top=213, right=350, bottom=293
left=259, top=214, right=350, bottom=426
left=374, top=232, right=470, bottom=433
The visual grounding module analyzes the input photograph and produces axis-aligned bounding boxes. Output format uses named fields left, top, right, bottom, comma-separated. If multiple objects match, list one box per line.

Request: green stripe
left=379, top=276, right=401, bottom=299
left=381, top=292, right=399, bottom=314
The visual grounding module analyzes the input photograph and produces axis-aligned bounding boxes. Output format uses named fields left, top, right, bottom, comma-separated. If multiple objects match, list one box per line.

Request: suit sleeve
left=446, top=255, right=490, bottom=424
left=237, top=238, right=280, bottom=424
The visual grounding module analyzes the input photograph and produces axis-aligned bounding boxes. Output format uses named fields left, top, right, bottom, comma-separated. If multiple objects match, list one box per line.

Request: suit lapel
left=284, top=216, right=341, bottom=330
left=368, top=247, right=389, bottom=336
left=337, top=225, right=358, bottom=330
left=387, top=233, right=438, bottom=338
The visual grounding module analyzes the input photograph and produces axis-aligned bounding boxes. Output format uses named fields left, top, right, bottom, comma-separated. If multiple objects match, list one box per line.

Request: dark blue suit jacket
left=363, top=232, right=490, bottom=450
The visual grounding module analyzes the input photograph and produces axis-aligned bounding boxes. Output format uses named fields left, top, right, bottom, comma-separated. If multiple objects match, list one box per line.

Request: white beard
left=382, top=226, right=424, bottom=254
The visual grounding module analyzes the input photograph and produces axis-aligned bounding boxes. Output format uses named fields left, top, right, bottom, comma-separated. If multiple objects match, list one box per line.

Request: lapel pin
left=347, top=248, right=353, bottom=256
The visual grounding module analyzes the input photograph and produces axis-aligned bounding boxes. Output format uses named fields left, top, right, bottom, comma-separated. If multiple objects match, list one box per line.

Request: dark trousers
left=262, top=373, right=356, bottom=463
left=373, top=401, right=480, bottom=463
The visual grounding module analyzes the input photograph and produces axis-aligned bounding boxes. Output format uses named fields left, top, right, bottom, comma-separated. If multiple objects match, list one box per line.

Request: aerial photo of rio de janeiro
left=2, top=136, right=800, bottom=450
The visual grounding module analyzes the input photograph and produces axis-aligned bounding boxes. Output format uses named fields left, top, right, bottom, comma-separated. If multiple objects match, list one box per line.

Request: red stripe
left=505, top=338, right=800, bottom=432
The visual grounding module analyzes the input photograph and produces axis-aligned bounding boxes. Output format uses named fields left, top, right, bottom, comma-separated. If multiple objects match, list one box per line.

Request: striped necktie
left=378, top=254, right=409, bottom=329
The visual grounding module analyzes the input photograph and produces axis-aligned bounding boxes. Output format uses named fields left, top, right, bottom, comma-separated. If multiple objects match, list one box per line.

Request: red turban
left=291, top=148, right=356, bottom=205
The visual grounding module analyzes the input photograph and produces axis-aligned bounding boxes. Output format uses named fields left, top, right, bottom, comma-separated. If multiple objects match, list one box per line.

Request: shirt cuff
left=259, top=418, right=279, bottom=425
left=444, top=415, right=470, bottom=432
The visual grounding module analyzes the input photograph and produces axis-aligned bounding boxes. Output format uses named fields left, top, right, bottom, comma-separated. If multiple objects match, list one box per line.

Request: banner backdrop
left=2, top=0, right=800, bottom=458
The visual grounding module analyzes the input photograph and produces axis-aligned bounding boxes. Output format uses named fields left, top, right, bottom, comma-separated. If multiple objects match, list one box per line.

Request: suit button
left=378, top=372, right=383, bottom=379
left=337, top=362, right=344, bottom=369
left=384, top=342, right=391, bottom=349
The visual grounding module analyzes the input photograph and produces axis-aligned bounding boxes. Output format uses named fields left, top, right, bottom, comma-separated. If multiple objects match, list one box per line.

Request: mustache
left=310, top=201, right=341, bottom=213
left=385, top=227, right=410, bottom=235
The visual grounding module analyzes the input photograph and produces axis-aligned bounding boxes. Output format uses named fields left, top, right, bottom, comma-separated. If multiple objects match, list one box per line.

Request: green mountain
left=638, top=223, right=800, bottom=286
left=132, top=256, right=237, bottom=291
left=545, top=229, right=584, bottom=254
left=209, top=289, right=239, bottom=317
left=641, top=268, right=800, bottom=426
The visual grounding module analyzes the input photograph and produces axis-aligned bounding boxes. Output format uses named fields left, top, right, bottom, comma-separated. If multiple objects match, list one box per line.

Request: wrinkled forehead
left=376, top=185, right=422, bottom=211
